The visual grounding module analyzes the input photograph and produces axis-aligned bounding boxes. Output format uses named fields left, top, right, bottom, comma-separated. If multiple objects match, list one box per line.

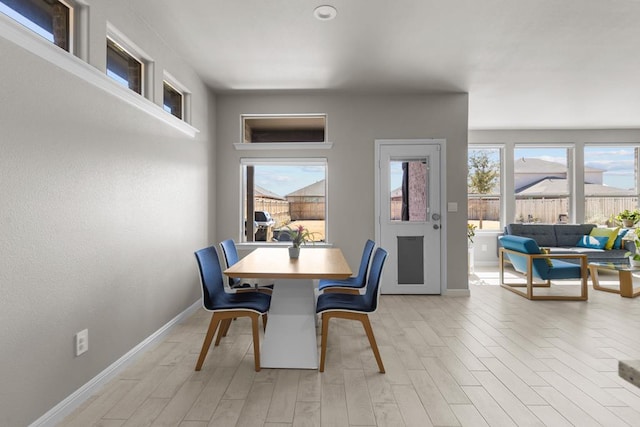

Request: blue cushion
left=499, top=235, right=550, bottom=278
left=576, top=235, right=608, bottom=249
left=545, top=260, right=583, bottom=279
left=319, top=276, right=361, bottom=290
left=316, top=292, right=372, bottom=313
left=613, top=229, right=629, bottom=249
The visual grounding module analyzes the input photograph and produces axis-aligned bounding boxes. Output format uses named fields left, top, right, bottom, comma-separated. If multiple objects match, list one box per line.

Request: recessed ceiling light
left=314, top=5, right=337, bottom=21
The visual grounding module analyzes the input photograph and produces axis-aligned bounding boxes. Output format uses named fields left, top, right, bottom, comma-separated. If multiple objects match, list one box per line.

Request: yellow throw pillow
left=590, top=227, right=619, bottom=250
left=540, top=248, right=553, bottom=266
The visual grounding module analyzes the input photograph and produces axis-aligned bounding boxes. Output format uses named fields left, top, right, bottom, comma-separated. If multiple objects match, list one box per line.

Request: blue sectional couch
left=503, top=223, right=632, bottom=263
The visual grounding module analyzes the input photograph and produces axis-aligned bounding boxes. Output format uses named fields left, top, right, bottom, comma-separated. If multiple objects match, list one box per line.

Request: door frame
left=374, top=139, right=447, bottom=294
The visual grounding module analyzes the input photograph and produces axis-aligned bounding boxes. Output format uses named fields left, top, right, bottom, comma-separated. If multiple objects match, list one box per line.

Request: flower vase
left=289, top=246, right=300, bottom=259
left=623, top=219, right=635, bottom=228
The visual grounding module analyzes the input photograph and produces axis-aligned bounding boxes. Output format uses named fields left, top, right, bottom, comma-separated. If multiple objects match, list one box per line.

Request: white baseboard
left=30, top=300, right=202, bottom=427
left=444, top=288, right=471, bottom=297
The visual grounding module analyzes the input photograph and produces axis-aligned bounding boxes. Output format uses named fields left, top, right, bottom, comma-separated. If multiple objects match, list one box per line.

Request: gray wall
left=215, top=93, right=469, bottom=291
left=0, top=2, right=213, bottom=425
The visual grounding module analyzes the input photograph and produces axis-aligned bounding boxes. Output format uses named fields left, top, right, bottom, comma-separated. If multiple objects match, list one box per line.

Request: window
left=242, top=114, right=327, bottom=143
left=106, top=38, right=143, bottom=95
left=241, top=159, right=327, bottom=243
left=584, top=145, right=639, bottom=224
left=0, top=0, right=71, bottom=51
left=514, top=146, right=570, bottom=223
left=468, top=147, right=501, bottom=230
left=390, top=159, right=427, bottom=221
left=163, top=81, right=183, bottom=119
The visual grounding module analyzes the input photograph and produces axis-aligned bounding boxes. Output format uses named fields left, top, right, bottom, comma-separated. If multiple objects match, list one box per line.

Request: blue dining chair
left=318, top=239, right=375, bottom=294
left=194, top=246, right=271, bottom=372
left=316, top=247, right=388, bottom=373
left=219, top=239, right=273, bottom=293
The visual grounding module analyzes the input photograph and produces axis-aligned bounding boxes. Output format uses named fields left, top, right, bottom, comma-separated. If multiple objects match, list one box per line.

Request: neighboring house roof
left=514, top=157, right=602, bottom=174
left=286, top=180, right=325, bottom=197
left=516, top=178, right=634, bottom=196
left=255, top=185, right=285, bottom=200
left=391, top=187, right=402, bottom=199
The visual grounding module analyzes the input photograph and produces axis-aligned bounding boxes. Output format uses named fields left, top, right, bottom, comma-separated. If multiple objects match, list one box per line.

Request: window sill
left=0, top=15, right=199, bottom=138
left=234, top=142, right=333, bottom=151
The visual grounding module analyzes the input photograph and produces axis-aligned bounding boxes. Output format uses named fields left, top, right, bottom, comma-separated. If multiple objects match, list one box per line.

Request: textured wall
left=0, top=3, right=213, bottom=425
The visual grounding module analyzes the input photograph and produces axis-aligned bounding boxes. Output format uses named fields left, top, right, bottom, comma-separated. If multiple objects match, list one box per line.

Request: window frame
left=238, top=157, right=330, bottom=247
left=512, top=144, right=573, bottom=224
left=583, top=143, right=640, bottom=224
left=0, top=0, right=74, bottom=51
left=162, top=71, right=191, bottom=123
left=468, top=145, right=503, bottom=231
left=235, top=114, right=332, bottom=151
left=106, top=23, right=153, bottom=99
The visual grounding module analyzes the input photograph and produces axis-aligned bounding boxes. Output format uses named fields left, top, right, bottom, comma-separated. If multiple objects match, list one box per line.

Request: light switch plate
left=447, top=202, right=458, bottom=212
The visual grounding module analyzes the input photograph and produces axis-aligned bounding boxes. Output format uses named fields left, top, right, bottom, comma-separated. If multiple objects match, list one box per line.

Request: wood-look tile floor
left=61, top=269, right=640, bottom=426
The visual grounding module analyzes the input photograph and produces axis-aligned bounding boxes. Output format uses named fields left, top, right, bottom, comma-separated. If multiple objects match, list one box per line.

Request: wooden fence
left=468, top=197, right=639, bottom=224
left=254, top=198, right=290, bottom=227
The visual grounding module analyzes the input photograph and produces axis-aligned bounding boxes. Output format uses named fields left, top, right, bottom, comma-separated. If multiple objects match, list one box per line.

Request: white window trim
left=235, top=113, right=332, bottom=150
left=468, top=144, right=504, bottom=230
left=237, top=157, right=330, bottom=247
left=0, top=12, right=199, bottom=137
left=106, top=23, right=152, bottom=99
left=163, top=70, right=191, bottom=124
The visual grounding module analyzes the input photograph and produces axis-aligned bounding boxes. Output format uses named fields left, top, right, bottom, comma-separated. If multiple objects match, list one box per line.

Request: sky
left=515, top=147, right=635, bottom=190
left=253, top=165, right=326, bottom=197
left=472, top=147, right=636, bottom=191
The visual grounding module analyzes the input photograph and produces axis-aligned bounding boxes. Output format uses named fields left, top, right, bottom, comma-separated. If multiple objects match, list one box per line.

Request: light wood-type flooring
left=60, top=269, right=640, bottom=426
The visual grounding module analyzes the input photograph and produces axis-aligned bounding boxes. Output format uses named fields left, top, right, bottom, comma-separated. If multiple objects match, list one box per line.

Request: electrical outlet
left=75, top=329, right=88, bottom=356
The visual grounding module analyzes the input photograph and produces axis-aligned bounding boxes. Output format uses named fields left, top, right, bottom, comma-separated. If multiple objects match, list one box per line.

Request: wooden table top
left=224, top=247, right=353, bottom=280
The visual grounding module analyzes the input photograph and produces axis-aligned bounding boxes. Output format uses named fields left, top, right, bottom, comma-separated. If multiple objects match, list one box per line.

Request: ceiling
left=130, top=0, right=640, bottom=130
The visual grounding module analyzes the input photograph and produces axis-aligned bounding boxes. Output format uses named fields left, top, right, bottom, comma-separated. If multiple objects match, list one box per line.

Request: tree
left=468, top=150, right=499, bottom=229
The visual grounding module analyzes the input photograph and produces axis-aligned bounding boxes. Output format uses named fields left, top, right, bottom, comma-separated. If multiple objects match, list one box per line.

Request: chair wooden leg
left=359, top=314, right=385, bottom=373
left=215, top=319, right=232, bottom=346
left=319, top=314, right=330, bottom=372
left=251, top=313, right=261, bottom=372
left=262, top=313, right=268, bottom=332
left=195, top=313, right=221, bottom=371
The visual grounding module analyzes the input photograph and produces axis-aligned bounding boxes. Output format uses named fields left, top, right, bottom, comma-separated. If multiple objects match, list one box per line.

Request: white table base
left=260, top=279, right=318, bottom=369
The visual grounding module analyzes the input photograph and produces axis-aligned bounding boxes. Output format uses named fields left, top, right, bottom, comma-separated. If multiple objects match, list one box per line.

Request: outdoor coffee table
left=588, top=262, right=640, bottom=298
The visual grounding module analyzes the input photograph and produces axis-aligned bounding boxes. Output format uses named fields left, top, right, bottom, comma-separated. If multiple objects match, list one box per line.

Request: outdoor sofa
left=502, top=223, right=632, bottom=263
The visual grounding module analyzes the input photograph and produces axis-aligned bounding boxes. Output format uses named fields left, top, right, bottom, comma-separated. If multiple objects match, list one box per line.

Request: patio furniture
left=498, top=235, right=588, bottom=300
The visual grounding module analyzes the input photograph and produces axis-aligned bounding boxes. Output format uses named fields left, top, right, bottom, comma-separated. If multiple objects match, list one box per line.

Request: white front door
left=375, top=140, right=443, bottom=294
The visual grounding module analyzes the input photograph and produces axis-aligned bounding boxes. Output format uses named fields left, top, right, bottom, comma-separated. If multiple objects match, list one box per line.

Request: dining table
left=224, top=247, right=352, bottom=369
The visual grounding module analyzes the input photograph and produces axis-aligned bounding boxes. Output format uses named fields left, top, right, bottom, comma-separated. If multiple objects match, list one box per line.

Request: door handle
left=432, top=213, right=441, bottom=221
left=433, top=224, right=440, bottom=230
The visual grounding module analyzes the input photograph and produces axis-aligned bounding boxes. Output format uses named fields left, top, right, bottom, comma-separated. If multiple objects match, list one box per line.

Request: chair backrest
left=354, top=239, right=376, bottom=286
left=219, top=239, right=241, bottom=287
left=194, top=246, right=226, bottom=310
left=362, top=248, right=388, bottom=312
left=498, top=235, right=550, bottom=279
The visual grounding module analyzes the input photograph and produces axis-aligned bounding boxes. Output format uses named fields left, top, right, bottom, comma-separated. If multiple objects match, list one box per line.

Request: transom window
left=163, top=81, right=183, bottom=119
left=0, top=0, right=71, bottom=51
left=242, top=115, right=327, bottom=143
left=106, top=38, right=143, bottom=95
left=241, top=159, right=327, bottom=243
